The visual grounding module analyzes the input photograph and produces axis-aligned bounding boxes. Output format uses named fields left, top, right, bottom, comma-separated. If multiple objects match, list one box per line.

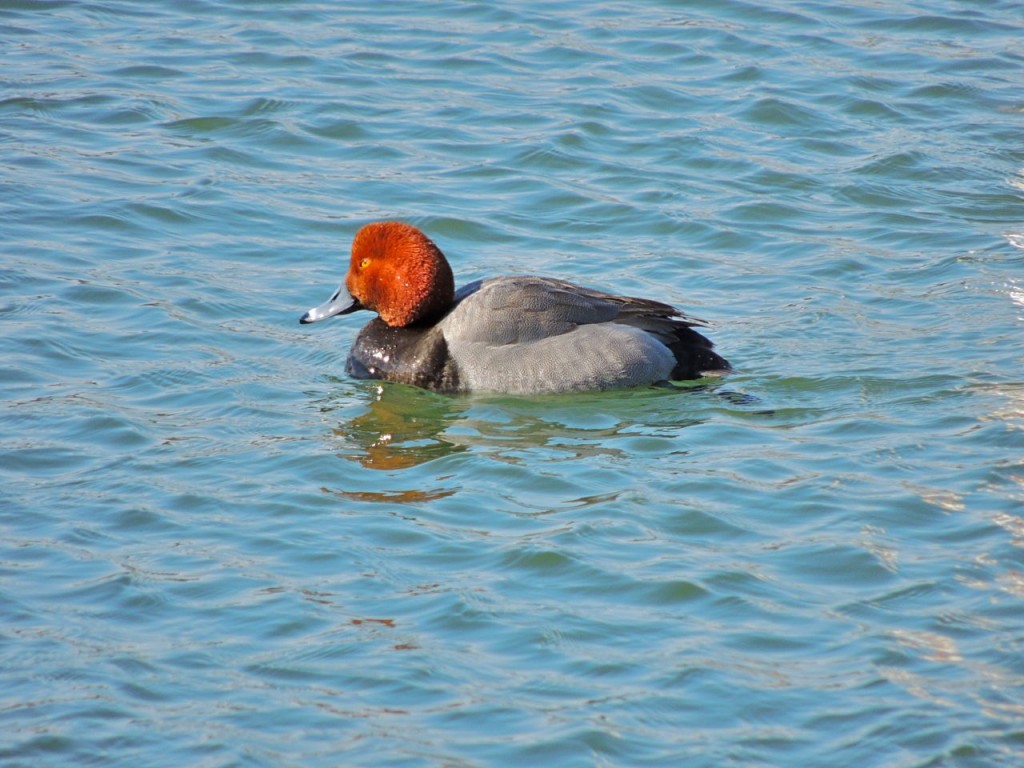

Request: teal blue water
left=3, top=1, right=1023, bottom=765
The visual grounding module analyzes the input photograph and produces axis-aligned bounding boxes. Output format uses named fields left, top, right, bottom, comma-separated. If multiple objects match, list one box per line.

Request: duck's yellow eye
left=360, top=258, right=371, bottom=269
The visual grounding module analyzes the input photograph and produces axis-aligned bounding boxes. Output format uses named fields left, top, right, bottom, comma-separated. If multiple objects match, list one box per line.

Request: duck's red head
left=299, top=222, right=455, bottom=328
left=346, top=222, right=455, bottom=327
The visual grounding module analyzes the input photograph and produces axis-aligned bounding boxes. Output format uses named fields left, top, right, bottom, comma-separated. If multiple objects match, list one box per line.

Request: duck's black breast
left=346, top=318, right=461, bottom=393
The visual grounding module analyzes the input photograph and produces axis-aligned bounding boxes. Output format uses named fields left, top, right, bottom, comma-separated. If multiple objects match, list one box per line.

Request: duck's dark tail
left=602, top=290, right=731, bottom=381
left=666, top=325, right=731, bottom=380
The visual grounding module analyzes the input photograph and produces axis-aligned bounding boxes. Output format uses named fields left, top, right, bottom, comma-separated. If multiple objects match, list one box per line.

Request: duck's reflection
left=322, top=380, right=729, bottom=478
left=331, top=383, right=469, bottom=471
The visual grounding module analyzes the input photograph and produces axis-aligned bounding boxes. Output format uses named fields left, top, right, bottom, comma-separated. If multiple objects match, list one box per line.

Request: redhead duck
left=300, top=222, right=729, bottom=394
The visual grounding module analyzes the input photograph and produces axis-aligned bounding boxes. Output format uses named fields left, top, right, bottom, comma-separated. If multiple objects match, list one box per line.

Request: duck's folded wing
left=438, top=276, right=730, bottom=391
left=445, top=276, right=694, bottom=345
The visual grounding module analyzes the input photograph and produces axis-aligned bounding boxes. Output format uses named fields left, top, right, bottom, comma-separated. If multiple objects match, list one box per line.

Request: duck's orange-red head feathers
left=346, top=222, right=455, bottom=327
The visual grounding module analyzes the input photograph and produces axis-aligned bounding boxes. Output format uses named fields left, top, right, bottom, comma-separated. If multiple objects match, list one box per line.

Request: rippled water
left=3, top=1, right=1024, bottom=766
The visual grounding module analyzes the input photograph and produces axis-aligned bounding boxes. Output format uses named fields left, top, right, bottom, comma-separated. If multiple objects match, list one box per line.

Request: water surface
left=2, top=1, right=1023, bottom=766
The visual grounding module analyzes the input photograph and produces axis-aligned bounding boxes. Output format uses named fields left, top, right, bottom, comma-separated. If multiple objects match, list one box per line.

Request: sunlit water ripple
left=2, top=1, right=1023, bottom=766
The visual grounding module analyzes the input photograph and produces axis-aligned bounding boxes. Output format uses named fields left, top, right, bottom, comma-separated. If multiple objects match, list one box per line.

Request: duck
left=299, top=221, right=729, bottom=394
